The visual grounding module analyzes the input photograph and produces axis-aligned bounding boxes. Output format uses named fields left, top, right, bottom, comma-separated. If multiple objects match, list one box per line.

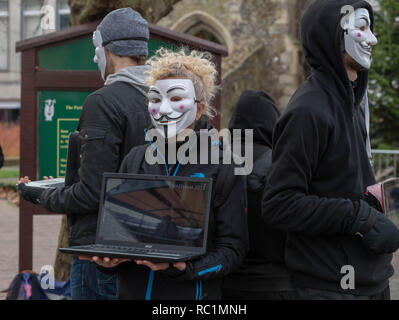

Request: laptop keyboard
left=81, top=244, right=184, bottom=257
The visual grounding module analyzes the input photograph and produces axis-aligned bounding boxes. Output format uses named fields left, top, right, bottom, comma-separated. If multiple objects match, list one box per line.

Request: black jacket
left=109, top=121, right=249, bottom=300
left=223, top=90, right=292, bottom=292
left=262, top=0, right=393, bottom=296
left=40, top=81, right=151, bottom=246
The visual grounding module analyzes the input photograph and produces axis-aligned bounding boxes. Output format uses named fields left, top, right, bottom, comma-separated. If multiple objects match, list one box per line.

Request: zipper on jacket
left=195, top=280, right=203, bottom=300
left=145, top=270, right=155, bottom=300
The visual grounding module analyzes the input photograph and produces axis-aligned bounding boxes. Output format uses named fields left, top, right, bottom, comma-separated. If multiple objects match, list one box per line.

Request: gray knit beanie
left=97, top=8, right=149, bottom=57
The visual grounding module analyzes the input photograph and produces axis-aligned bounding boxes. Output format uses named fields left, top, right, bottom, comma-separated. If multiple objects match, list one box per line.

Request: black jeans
left=295, top=286, right=390, bottom=300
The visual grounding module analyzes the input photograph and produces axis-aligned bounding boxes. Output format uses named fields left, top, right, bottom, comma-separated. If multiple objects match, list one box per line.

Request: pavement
left=0, top=199, right=62, bottom=299
left=0, top=199, right=398, bottom=299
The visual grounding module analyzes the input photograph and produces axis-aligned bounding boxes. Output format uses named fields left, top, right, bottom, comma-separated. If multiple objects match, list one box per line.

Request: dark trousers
left=295, top=286, right=390, bottom=300
left=70, top=258, right=117, bottom=300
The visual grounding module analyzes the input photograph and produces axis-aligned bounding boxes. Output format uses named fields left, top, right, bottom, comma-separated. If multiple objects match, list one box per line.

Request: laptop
left=26, top=178, right=65, bottom=189
left=60, top=173, right=213, bottom=262
left=382, top=178, right=399, bottom=228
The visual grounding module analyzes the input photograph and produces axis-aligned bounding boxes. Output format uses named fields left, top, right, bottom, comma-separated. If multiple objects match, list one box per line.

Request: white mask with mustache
left=93, top=30, right=107, bottom=80
left=148, top=79, right=199, bottom=139
left=344, top=8, right=378, bottom=70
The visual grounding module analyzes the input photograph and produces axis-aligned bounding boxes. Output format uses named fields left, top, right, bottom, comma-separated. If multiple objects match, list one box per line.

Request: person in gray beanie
left=18, top=8, right=152, bottom=300
left=94, top=7, right=149, bottom=81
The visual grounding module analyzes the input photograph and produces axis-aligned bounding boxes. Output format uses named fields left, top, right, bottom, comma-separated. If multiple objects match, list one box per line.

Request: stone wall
left=158, top=0, right=311, bottom=128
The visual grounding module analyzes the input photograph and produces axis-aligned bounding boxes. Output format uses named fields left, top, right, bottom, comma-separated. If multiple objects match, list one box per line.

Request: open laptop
left=382, top=178, right=399, bottom=228
left=60, top=173, right=213, bottom=262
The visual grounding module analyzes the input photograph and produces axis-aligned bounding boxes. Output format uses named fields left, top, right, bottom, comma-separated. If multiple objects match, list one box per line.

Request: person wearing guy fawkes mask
left=81, top=48, right=249, bottom=300
left=17, top=8, right=151, bottom=300
left=262, top=0, right=399, bottom=300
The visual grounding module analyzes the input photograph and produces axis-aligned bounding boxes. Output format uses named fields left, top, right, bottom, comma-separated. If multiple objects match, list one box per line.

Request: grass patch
left=0, top=169, right=19, bottom=179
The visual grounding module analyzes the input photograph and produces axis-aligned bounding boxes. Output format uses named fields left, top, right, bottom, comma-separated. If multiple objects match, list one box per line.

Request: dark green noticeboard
left=37, top=36, right=178, bottom=179
left=38, top=37, right=177, bottom=70
left=38, top=90, right=91, bottom=179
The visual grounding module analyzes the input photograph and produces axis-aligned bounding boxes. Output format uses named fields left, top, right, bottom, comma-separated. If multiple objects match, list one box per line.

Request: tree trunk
left=68, top=0, right=183, bottom=25
left=54, top=0, right=182, bottom=282
left=54, top=215, right=72, bottom=281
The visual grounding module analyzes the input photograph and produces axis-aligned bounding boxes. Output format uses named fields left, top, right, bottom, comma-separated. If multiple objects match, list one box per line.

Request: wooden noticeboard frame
left=15, top=21, right=228, bottom=272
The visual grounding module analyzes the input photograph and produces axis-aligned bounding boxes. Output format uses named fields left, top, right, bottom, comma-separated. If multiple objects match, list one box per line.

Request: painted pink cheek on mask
left=152, top=109, right=157, bottom=114
left=179, top=105, right=185, bottom=110
left=357, top=33, right=361, bottom=38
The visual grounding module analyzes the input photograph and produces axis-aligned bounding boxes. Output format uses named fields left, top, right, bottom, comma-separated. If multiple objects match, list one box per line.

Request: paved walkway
left=0, top=199, right=62, bottom=299
left=0, top=199, right=398, bottom=299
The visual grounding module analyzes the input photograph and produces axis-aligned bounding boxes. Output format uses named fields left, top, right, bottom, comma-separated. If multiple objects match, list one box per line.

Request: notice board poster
left=37, top=90, right=91, bottom=179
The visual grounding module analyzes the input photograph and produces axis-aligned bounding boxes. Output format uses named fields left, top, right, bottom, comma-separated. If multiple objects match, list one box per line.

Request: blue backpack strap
left=7, top=271, right=44, bottom=300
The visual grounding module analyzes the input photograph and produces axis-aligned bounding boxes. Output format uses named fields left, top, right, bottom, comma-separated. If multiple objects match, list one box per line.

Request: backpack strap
left=29, top=273, right=43, bottom=300
left=125, top=144, right=148, bottom=174
left=65, top=132, right=81, bottom=186
left=7, top=273, right=23, bottom=300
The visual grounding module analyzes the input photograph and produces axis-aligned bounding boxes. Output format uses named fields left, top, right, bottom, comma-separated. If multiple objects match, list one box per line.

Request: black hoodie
left=262, top=0, right=393, bottom=296
left=223, top=90, right=293, bottom=293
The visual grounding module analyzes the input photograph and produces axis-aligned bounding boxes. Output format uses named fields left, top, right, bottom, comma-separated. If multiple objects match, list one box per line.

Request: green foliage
left=369, top=0, right=399, bottom=149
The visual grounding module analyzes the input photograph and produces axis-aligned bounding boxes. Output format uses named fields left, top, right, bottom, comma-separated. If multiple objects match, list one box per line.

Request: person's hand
left=17, top=176, right=54, bottom=184
left=361, top=210, right=399, bottom=255
left=17, top=177, right=44, bottom=205
left=135, top=260, right=186, bottom=272
left=79, top=255, right=131, bottom=268
left=17, top=176, right=31, bottom=184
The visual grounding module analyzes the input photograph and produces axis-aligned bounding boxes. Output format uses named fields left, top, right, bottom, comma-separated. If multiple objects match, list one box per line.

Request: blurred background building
left=0, top=0, right=70, bottom=123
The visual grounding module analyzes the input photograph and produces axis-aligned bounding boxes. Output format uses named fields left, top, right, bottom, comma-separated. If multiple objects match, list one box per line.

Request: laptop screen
left=384, top=178, right=399, bottom=227
left=97, top=176, right=211, bottom=250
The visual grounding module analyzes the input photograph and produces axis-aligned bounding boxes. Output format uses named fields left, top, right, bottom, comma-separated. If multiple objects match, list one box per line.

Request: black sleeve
left=163, top=165, right=249, bottom=281
left=39, top=93, right=124, bottom=214
left=262, top=107, right=370, bottom=236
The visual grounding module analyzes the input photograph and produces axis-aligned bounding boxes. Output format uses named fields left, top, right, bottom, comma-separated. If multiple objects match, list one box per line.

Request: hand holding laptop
left=80, top=255, right=186, bottom=271
left=135, top=260, right=186, bottom=271
left=79, top=255, right=131, bottom=268
left=17, top=175, right=54, bottom=184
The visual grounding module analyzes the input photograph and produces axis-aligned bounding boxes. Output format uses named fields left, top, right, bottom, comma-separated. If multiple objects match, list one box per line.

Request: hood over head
left=228, top=90, right=280, bottom=148
left=301, top=0, right=374, bottom=105
left=104, top=65, right=150, bottom=96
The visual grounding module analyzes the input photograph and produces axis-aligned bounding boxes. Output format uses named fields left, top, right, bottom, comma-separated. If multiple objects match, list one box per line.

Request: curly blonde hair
left=146, top=48, right=218, bottom=119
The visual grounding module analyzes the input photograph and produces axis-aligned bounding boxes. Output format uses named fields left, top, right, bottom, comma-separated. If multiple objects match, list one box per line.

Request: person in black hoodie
left=262, top=0, right=399, bottom=300
left=222, top=90, right=295, bottom=300
left=83, top=48, right=249, bottom=300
